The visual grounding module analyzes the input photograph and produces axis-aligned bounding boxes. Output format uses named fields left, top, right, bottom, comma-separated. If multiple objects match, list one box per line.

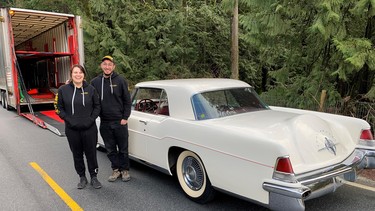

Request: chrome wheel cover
left=182, top=156, right=204, bottom=191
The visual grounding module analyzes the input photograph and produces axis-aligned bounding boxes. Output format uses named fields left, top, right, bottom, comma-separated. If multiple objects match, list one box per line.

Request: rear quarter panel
left=133, top=115, right=286, bottom=205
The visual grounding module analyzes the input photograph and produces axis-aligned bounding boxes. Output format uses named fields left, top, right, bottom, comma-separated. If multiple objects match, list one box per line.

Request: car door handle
left=139, top=120, right=148, bottom=125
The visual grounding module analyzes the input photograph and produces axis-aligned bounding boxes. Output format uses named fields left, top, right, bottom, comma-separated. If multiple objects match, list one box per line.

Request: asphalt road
left=1, top=107, right=375, bottom=211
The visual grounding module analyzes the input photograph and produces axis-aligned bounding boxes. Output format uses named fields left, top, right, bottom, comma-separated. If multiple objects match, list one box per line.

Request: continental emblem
left=324, top=137, right=337, bottom=155
left=317, top=130, right=338, bottom=156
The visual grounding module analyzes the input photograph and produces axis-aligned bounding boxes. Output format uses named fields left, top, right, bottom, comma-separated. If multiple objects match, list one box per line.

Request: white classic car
left=97, top=78, right=375, bottom=210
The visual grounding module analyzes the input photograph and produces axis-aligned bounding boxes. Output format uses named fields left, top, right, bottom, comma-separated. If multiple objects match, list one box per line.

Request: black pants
left=99, top=121, right=129, bottom=171
left=66, top=124, right=98, bottom=178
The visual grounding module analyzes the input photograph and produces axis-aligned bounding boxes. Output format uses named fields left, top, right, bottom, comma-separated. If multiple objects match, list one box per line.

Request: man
left=91, top=55, right=132, bottom=182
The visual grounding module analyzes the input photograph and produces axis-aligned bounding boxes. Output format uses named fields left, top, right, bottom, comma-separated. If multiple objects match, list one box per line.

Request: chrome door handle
left=139, top=120, right=148, bottom=125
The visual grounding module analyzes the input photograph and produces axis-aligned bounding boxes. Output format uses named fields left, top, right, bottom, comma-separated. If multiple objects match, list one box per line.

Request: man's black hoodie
left=91, top=72, right=131, bottom=122
left=55, top=81, right=101, bottom=130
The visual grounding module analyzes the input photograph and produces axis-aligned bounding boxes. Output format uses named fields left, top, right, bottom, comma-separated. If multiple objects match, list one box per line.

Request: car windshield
left=192, top=87, right=269, bottom=120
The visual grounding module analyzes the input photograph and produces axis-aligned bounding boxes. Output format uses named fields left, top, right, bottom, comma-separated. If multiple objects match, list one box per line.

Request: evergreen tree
left=8, top=0, right=375, bottom=105
left=240, top=0, right=375, bottom=109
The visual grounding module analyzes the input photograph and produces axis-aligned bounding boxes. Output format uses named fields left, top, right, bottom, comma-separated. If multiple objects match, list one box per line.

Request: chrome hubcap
left=182, top=156, right=204, bottom=190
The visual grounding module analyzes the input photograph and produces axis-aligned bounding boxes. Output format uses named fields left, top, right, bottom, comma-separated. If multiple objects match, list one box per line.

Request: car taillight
left=273, top=156, right=297, bottom=183
left=275, top=157, right=294, bottom=173
left=359, top=129, right=375, bottom=147
left=360, top=129, right=373, bottom=140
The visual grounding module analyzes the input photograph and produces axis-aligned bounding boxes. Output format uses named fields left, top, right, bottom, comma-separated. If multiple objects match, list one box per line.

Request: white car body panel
left=97, top=78, right=375, bottom=210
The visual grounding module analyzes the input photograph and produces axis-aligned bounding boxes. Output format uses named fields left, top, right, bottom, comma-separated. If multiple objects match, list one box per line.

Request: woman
left=55, top=64, right=102, bottom=189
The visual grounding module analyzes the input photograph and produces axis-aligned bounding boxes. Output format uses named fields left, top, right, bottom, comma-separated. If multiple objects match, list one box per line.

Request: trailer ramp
left=21, top=111, right=65, bottom=136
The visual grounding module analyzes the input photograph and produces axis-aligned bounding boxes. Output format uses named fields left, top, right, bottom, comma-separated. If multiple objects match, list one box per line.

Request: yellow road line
left=29, top=162, right=83, bottom=211
left=343, top=180, right=375, bottom=192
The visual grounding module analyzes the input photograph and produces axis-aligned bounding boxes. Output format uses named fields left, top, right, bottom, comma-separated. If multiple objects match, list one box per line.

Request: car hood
left=209, top=109, right=357, bottom=173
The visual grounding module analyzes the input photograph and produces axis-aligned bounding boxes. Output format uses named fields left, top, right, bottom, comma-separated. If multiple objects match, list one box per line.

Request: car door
left=129, top=88, right=170, bottom=166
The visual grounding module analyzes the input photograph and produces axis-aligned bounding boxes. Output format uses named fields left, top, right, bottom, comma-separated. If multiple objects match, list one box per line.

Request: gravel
left=357, top=169, right=375, bottom=187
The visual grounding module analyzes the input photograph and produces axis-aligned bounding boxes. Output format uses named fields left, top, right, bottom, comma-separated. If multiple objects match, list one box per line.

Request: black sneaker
left=91, top=177, right=102, bottom=189
left=77, top=176, right=88, bottom=189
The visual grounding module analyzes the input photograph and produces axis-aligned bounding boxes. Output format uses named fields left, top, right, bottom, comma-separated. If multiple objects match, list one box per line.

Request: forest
left=1, top=0, right=375, bottom=112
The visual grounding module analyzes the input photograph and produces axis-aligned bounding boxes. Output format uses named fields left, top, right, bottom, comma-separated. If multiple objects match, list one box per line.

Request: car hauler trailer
left=0, top=7, right=84, bottom=136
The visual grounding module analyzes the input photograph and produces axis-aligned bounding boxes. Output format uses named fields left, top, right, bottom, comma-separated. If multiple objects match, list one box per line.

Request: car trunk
left=212, top=109, right=357, bottom=174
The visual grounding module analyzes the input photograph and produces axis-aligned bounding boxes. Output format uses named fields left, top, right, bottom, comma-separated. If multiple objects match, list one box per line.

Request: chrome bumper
left=263, top=148, right=375, bottom=211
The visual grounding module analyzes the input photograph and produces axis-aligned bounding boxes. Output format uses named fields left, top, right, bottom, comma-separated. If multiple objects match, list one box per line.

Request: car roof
left=134, top=78, right=252, bottom=120
left=136, top=78, right=251, bottom=94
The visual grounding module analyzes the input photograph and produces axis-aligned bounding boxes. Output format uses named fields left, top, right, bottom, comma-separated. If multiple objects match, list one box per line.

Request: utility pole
left=231, top=0, right=239, bottom=79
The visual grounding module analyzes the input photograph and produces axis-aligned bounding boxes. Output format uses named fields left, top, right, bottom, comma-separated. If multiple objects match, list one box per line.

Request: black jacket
left=55, top=81, right=101, bottom=130
left=91, top=72, right=131, bottom=122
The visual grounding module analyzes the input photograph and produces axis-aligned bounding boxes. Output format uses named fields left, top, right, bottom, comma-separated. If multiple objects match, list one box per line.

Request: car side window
left=192, top=88, right=268, bottom=120
left=155, top=90, right=169, bottom=116
left=132, top=88, right=169, bottom=116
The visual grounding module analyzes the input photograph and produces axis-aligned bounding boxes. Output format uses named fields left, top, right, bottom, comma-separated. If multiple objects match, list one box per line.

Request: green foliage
left=334, top=38, right=373, bottom=72
left=6, top=0, right=375, bottom=104
left=242, top=0, right=375, bottom=104
left=0, top=0, right=14, bottom=7
left=15, top=0, right=71, bottom=13
left=82, top=1, right=247, bottom=87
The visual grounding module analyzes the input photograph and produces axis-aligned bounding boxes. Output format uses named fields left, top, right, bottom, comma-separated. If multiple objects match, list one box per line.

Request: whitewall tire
left=176, top=150, right=215, bottom=203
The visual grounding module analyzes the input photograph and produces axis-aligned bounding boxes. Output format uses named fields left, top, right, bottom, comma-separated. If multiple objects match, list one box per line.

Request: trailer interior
left=17, top=51, right=71, bottom=108
left=11, top=9, right=73, bottom=106
left=6, top=8, right=79, bottom=136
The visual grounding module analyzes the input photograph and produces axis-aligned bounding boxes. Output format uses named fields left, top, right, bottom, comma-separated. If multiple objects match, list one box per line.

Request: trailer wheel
left=2, top=92, right=8, bottom=110
left=2, top=92, right=5, bottom=109
left=0, top=91, right=2, bottom=106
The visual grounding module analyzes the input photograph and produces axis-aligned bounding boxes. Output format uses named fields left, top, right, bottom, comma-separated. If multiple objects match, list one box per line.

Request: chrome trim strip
left=263, top=148, right=375, bottom=209
left=359, top=139, right=375, bottom=147
left=295, top=149, right=366, bottom=185
left=263, top=183, right=311, bottom=199
left=364, top=149, right=375, bottom=157
left=299, top=167, right=352, bottom=185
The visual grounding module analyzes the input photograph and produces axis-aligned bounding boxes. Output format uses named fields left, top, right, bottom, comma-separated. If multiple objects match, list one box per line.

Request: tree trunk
left=230, top=0, right=239, bottom=79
